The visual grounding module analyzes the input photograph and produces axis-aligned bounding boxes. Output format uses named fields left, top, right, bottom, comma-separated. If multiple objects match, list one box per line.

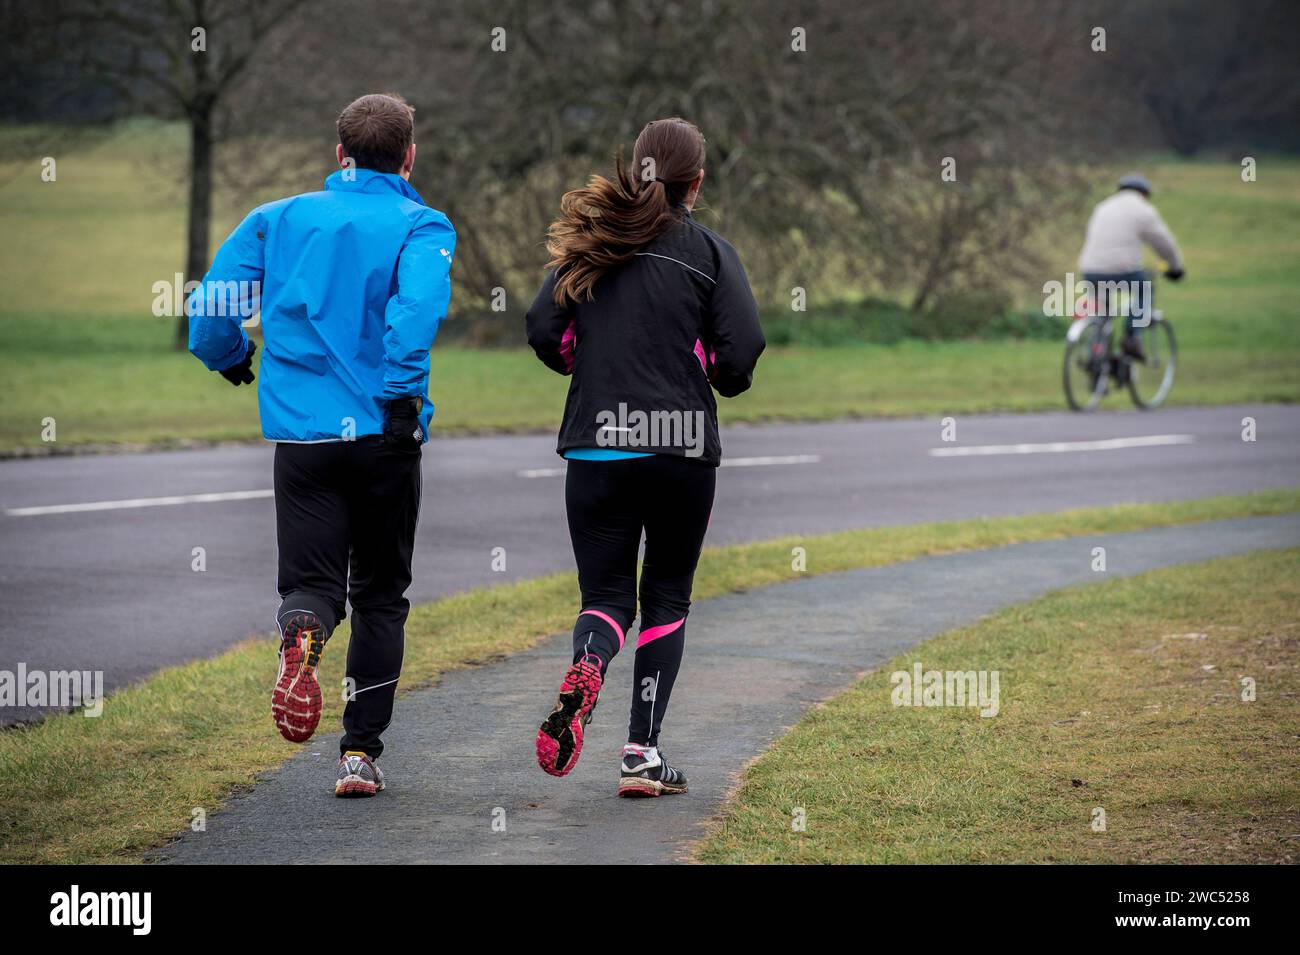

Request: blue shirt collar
left=324, top=168, right=426, bottom=206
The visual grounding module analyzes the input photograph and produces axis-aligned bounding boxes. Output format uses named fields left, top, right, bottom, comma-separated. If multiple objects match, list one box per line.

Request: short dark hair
left=336, top=93, right=415, bottom=174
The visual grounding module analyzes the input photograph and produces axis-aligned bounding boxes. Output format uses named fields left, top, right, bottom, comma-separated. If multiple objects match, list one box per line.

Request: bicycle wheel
left=1063, top=319, right=1109, bottom=411
left=1127, top=317, right=1177, bottom=410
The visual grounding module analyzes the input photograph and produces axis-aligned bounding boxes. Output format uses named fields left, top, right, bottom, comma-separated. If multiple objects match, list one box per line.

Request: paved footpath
left=156, top=515, right=1300, bottom=864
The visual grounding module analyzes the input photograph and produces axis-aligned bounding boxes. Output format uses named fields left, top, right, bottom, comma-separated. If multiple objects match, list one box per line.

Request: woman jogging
left=525, top=117, right=765, bottom=797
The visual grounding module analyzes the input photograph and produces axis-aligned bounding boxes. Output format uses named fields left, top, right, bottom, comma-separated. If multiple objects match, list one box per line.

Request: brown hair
left=336, top=93, right=415, bottom=175
left=546, top=117, right=706, bottom=306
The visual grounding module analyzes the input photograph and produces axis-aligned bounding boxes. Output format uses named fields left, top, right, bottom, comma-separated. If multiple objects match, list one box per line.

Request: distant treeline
left=2, top=0, right=1295, bottom=345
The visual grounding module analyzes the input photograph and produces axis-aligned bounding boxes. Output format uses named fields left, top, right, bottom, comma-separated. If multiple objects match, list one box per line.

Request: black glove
left=219, top=341, right=257, bottom=386
left=383, top=397, right=424, bottom=449
left=1165, top=267, right=1185, bottom=281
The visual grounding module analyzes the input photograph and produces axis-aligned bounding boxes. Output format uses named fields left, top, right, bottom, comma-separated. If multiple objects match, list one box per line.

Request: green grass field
left=0, top=488, right=1294, bottom=864
left=1, top=123, right=1297, bottom=449
left=696, top=547, right=1299, bottom=864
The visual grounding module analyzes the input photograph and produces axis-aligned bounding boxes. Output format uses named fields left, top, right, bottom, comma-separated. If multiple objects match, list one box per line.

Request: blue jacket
left=188, top=169, right=455, bottom=443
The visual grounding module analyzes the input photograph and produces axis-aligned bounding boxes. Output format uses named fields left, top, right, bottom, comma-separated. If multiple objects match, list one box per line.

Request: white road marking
left=5, top=489, right=274, bottom=517
left=518, top=453, right=822, bottom=478
left=929, top=434, right=1196, bottom=458
left=8, top=453, right=826, bottom=510
left=724, top=454, right=822, bottom=467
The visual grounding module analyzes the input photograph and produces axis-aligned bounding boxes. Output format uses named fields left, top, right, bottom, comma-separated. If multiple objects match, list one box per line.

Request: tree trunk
left=178, top=100, right=215, bottom=349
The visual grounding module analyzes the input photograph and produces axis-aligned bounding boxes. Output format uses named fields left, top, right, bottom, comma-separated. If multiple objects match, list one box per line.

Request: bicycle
left=1062, top=277, right=1177, bottom=411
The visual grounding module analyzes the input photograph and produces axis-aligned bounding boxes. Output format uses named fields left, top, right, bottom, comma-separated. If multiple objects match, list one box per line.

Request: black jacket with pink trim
left=524, top=210, right=765, bottom=467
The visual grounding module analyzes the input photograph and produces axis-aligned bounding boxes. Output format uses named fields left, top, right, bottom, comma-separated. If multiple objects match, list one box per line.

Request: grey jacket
left=1078, top=190, right=1183, bottom=274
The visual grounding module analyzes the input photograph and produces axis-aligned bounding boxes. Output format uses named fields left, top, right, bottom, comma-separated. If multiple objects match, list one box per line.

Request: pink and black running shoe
left=536, top=658, right=603, bottom=777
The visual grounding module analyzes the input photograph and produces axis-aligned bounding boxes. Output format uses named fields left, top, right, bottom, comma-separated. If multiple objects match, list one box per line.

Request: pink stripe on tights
left=637, top=618, right=684, bottom=648
left=579, top=609, right=625, bottom=648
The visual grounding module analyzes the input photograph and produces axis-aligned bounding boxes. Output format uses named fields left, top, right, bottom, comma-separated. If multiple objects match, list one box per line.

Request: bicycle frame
left=1063, top=281, right=1175, bottom=412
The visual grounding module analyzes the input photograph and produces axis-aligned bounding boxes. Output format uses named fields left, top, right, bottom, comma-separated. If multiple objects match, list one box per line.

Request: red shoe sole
left=536, top=661, right=602, bottom=777
left=335, top=777, right=378, bottom=798
left=272, top=616, right=324, bottom=743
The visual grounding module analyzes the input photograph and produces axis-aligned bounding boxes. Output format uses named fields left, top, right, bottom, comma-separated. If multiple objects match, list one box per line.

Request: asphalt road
left=1, top=404, right=1296, bottom=723
left=155, top=515, right=1300, bottom=864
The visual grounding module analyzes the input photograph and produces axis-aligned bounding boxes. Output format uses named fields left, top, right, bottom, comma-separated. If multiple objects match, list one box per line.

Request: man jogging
left=1078, top=173, right=1184, bottom=360
left=188, top=93, right=455, bottom=798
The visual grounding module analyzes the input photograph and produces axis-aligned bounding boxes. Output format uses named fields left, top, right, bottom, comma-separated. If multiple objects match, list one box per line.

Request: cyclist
left=1078, top=173, right=1184, bottom=360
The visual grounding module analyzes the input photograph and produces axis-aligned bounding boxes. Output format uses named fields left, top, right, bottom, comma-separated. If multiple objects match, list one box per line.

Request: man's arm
left=1140, top=205, right=1184, bottom=272
left=188, top=211, right=265, bottom=373
left=382, top=210, right=456, bottom=401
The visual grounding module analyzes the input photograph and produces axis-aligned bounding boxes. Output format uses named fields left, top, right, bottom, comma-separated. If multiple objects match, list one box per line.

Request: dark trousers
left=565, top=455, right=716, bottom=746
left=1083, top=270, right=1153, bottom=337
left=274, top=437, right=422, bottom=758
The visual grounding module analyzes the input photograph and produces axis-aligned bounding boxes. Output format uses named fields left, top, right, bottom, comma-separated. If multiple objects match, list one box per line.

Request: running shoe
left=335, top=750, right=385, bottom=797
left=618, top=743, right=688, bottom=797
left=272, top=611, right=327, bottom=743
left=536, top=657, right=602, bottom=777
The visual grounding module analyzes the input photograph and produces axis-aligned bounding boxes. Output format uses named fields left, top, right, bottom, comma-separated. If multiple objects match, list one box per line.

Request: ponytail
left=545, top=118, right=706, bottom=307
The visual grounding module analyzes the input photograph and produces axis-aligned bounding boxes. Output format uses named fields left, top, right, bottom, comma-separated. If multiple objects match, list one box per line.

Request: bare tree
left=50, top=0, right=308, bottom=345
left=374, top=0, right=1098, bottom=334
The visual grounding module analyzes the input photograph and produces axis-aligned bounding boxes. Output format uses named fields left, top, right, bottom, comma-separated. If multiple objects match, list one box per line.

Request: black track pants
left=274, top=437, right=422, bottom=758
left=564, top=455, right=716, bottom=746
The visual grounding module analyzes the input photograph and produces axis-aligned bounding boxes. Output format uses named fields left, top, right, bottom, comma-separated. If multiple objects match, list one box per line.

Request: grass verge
left=0, top=488, right=1296, bottom=863
left=695, top=548, right=1299, bottom=864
